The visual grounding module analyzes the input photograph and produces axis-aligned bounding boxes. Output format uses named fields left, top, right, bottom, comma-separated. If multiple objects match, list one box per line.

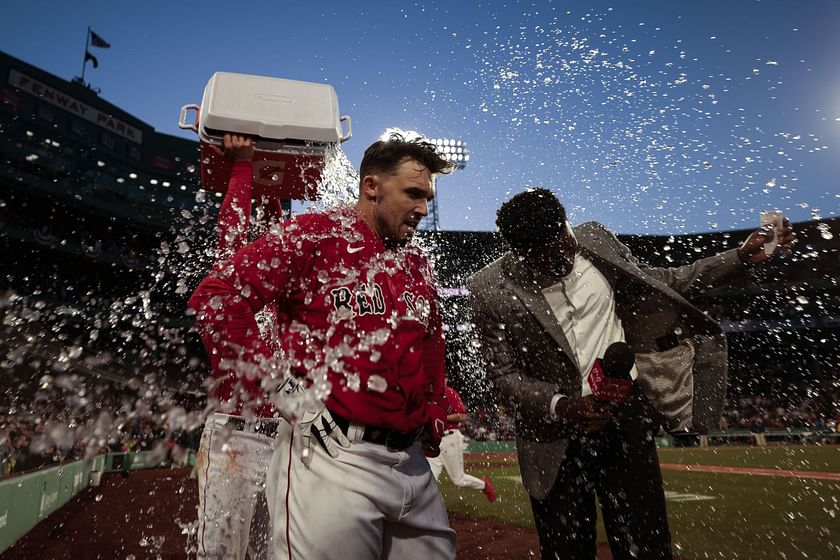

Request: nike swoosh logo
left=347, top=244, right=365, bottom=254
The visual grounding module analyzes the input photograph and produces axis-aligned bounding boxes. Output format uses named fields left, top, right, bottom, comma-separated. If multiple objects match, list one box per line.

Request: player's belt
left=225, top=417, right=280, bottom=438
left=330, top=411, right=420, bottom=451
left=443, top=429, right=458, bottom=436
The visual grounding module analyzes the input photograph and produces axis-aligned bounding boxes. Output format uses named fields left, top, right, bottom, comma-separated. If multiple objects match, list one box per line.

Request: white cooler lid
left=200, top=72, right=342, bottom=143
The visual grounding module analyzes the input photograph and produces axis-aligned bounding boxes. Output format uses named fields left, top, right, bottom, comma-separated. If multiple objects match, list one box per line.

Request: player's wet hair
left=360, top=131, right=453, bottom=182
left=496, top=188, right=568, bottom=250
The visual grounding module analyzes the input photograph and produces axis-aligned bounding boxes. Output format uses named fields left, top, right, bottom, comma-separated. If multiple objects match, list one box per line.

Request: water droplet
left=208, top=296, right=223, bottom=310
left=367, top=375, right=388, bottom=393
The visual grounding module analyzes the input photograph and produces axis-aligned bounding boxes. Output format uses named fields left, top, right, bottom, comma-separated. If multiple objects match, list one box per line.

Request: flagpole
left=81, top=26, right=90, bottom=83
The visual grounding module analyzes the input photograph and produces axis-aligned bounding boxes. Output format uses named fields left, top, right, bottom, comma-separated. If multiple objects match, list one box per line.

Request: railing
left=701, top=428, right=840, bottom=447
left=463, top=429, right=840, bottom=453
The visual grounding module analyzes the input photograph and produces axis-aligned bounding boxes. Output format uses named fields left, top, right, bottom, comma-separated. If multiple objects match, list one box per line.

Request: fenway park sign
left=9, top=69, right=143, bottom=143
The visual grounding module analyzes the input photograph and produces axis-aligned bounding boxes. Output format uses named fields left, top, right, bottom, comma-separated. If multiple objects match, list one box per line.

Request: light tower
left=420, top=138, right=470, bottom=231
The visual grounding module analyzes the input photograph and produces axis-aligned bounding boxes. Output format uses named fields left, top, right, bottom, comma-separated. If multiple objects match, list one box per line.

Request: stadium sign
left=8, top=69, right=143, bottom=143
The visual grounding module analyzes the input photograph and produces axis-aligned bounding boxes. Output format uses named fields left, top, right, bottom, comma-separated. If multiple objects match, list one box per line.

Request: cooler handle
left=339, top=115, right=352, bottom=143
left=178, top=104, right=200, bottom=133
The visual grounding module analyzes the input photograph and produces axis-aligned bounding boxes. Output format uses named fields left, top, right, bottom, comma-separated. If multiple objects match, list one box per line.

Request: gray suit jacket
left=467, top=222, right=749, bottom=499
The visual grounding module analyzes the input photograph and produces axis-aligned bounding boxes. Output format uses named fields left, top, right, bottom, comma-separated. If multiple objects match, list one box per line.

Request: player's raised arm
left=215, top=134, right=255, bottom=262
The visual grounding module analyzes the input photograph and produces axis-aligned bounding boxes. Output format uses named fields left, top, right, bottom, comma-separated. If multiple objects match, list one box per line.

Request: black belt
left=655, top=331, right=689, bottom=352
left=330, top=411, right=420, bottom=451
left=443, top=429, right=458, bottom=436
left=226, top=417, right=280, bottom=438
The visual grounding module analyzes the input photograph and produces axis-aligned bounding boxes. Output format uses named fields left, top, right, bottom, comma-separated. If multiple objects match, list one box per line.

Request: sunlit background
left=3, top=0, right=839, bottom=233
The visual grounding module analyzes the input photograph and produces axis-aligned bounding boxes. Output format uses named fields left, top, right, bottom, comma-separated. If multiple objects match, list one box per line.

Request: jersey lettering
left=332, top=283, right=386, bottom=317
left=403, top=292, right=430, bottom=326
left=356, top=292, right=373, bottom=315
left=331, top=287, right=354, bottom=316
left=372, top=284, right=387, bottom=315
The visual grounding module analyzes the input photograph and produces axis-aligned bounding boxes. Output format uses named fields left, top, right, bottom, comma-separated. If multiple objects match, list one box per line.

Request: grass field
left=441, top=446, right=840, bottom=560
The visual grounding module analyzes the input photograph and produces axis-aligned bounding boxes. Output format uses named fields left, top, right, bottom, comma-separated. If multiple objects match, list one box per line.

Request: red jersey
left=444, top=387, right=467, bottom=431
left=216, top=162, right=253, bottom=262
left=190, top=205, right=445, bottom=433
left=206, top=161, right=279, bottom=417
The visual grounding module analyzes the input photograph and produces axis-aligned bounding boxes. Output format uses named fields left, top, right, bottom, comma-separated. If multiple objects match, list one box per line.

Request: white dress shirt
left=542, top=252, right=637, bottom=415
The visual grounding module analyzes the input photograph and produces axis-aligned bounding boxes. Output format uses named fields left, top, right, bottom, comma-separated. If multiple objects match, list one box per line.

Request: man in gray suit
left=468, top=188, right=795, bottom=559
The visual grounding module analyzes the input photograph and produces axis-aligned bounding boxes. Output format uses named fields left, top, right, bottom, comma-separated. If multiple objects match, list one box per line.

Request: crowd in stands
left=1, top=388, right=200, bottom=479
left=719, top=386, right=840, bottom=434
left=722, top=354, right=840, bottom=431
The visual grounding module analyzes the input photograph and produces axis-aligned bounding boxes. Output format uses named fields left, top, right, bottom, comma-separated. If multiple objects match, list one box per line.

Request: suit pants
left=530, top=386, right=672, bottom=560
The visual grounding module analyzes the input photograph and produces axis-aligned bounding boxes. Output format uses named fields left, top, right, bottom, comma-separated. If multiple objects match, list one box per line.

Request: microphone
left=587, top=342, right=635, bottom=403
left=601, top=342, right=635, bottom=380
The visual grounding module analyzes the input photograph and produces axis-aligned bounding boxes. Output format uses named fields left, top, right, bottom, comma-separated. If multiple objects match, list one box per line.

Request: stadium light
left=420, top=137, right=470, bottom=232
left=429, top=137, right=470, bottom=170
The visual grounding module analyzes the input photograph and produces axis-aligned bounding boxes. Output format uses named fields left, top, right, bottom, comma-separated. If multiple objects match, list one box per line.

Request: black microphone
left=601, top=341, right=635, bottom=381
left=588, top=341, right=635, bottom=403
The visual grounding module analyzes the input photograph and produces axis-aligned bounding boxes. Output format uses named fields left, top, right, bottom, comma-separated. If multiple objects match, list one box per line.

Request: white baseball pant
left=266, top=420, right=456, bottom=560
left=427, top=429, right=485, bottom=490
left=195, top=413, right=277, bottom=560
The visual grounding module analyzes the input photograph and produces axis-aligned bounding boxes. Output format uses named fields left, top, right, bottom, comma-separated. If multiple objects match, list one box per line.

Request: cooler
left=178, top=72, right=351, bottom=201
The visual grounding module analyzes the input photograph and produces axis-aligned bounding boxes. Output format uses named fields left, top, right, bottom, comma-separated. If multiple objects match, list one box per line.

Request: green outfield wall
left=1, top=455, right=97, bottom=552
left=0, top=450, right=198, bottom=554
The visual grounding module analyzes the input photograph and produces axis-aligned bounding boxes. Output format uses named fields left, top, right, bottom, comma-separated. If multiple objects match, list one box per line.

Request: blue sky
left=3, top=0, right=839, bottom=234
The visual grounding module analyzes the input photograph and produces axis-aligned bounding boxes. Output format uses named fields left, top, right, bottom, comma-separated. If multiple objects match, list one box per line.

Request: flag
left=84, top=50, right=99, bottom=68
left=90, top=30, right=110, bottom=48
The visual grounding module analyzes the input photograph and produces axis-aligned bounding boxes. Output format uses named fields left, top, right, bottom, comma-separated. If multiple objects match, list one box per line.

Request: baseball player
left=189, top=132, right=457, bottom=560
left=193, top=134, right=280, bottom=560
left=428, top=384, right=497, bottom=503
